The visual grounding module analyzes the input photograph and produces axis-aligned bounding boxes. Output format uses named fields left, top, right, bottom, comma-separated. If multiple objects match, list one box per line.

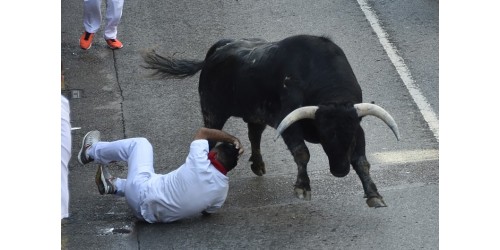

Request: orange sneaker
left=106, top=38, right=123, bottom=50
left=79, top=32, right=94, bottom=50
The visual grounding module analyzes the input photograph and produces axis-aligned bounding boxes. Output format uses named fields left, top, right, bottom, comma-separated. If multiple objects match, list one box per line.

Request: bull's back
left=198, top=35, right=362, bottom=121
left=199, top=38, right=284, bottom=118
left=274, top=35, right=362, bottom=103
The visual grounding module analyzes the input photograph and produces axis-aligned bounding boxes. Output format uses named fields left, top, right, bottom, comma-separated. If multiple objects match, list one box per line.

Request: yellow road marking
left=370, top=149, right=438, bottom=165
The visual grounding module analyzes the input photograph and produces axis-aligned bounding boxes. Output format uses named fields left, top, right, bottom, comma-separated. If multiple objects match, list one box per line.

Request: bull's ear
left=274, top=106, right=319, bottom=140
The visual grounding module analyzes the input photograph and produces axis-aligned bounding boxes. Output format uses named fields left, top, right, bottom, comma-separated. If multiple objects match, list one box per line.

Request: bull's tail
left=141, top=49, right=204, bottom=79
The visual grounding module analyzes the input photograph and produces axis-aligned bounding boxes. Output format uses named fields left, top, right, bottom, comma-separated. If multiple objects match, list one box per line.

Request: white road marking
left=356, top=0, right=439, bottom=142
left=370, top=149, right=439, bottom=165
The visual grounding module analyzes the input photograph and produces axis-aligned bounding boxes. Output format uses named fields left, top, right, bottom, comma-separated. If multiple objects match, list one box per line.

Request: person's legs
left=89, top=138, right=154, bottom=175
left=103, top=0, right=124, bottom=49
left=80, top=0, right=102, bottom=49
left=88, top=137, right=154, bottom=218
left=83, top=0, right=103, bottom=34
left=103, top=0, right=124, bottom=40
left=61, top=96, right=71, bottom=219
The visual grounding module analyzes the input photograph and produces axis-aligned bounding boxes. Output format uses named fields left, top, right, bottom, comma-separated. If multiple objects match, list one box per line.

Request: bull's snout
left=329, top=157, right=351, bottom=177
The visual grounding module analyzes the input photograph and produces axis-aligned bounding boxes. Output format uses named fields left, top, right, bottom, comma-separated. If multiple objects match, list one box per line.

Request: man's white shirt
left=139, top=139, right=229, bottom=223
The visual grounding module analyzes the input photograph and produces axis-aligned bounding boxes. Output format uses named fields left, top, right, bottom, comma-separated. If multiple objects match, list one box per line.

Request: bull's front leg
left=352, top=156, right=386, bottom=207
left=248, top=122, right=267, bottom=176
left=290, top=144, right=311, bottom=201
left=351, top=128, right=386, bottom=207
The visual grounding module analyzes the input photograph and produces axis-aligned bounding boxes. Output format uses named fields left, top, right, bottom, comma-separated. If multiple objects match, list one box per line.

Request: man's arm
left=194, top=127, right=244, bottom=156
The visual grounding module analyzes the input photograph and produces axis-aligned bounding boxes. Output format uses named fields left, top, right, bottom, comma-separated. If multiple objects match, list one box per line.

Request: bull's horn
left=354, top=103, right=400, bottom=140
left=274, top=106, right=319, bottom=140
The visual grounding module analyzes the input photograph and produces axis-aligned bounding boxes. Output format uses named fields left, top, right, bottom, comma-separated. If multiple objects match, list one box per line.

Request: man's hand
left=195, top=127, right=244, bottom=156
left=233, top=139, right=244, bottom=157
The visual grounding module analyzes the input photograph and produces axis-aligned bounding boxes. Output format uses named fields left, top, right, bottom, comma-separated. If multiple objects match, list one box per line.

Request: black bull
left=142, top=35, right=400, bottom=207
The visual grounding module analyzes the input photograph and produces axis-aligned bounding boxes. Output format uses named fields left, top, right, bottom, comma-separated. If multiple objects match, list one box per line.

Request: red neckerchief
left=208, top=151, right=227, bottom=175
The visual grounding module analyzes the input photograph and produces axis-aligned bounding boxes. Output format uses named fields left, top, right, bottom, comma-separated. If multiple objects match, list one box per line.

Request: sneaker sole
left=95, top=166, right=106, bottom=195
left=77, top=131, right=93, bottom=165
left=95, top=165, right=114, bottom=195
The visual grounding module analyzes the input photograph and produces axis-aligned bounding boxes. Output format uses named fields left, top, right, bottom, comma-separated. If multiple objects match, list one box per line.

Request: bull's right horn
left=274, top=106, right=319, bottom=140
left=354, top=103, right=400, bottom=140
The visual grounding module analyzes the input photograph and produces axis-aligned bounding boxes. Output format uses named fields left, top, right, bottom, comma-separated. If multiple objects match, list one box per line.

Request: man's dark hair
left=214, top=142, right=240, bottom=171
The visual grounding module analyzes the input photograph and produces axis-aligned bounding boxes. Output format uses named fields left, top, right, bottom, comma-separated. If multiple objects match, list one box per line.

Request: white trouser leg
left=103, top=0, right=124, bottom=39
left=88, top=137, right=155, bottom=219
left=83, top=0, right=103, bottom=33
left=61, top=96, right=71, bottom=219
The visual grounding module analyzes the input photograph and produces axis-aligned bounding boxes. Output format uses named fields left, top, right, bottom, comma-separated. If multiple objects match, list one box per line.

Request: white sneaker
left=95, top=165, right=116, bottom=195
left=78, top=130, right=101, bottom=165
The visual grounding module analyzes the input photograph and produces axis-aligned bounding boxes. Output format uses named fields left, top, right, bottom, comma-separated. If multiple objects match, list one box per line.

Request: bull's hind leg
left=247, top=122, right=266, bottom=176
left=202, top=110, right=230, bottom=149
left=351, top=128, right=387, bottom=207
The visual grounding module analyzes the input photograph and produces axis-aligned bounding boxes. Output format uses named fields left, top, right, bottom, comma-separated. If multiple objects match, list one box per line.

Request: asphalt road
left=61, top=0, right=439, bottom=249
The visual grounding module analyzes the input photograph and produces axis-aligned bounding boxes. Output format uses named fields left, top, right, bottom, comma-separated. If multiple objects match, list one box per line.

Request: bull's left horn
left=274, top=106, right=319, bottom=140
left=354, top=103, right=400, bottom=140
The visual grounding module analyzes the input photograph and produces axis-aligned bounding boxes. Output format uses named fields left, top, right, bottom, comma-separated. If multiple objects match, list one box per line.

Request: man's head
left=212, top=142, right=240, bottom=171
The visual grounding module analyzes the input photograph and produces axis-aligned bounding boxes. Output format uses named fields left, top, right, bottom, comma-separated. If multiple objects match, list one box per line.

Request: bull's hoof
left=366, top=197, right=387, bottom=208
left=294, top=188, right=311, bottom=201
left=250, top=162, right=266, bottom=176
